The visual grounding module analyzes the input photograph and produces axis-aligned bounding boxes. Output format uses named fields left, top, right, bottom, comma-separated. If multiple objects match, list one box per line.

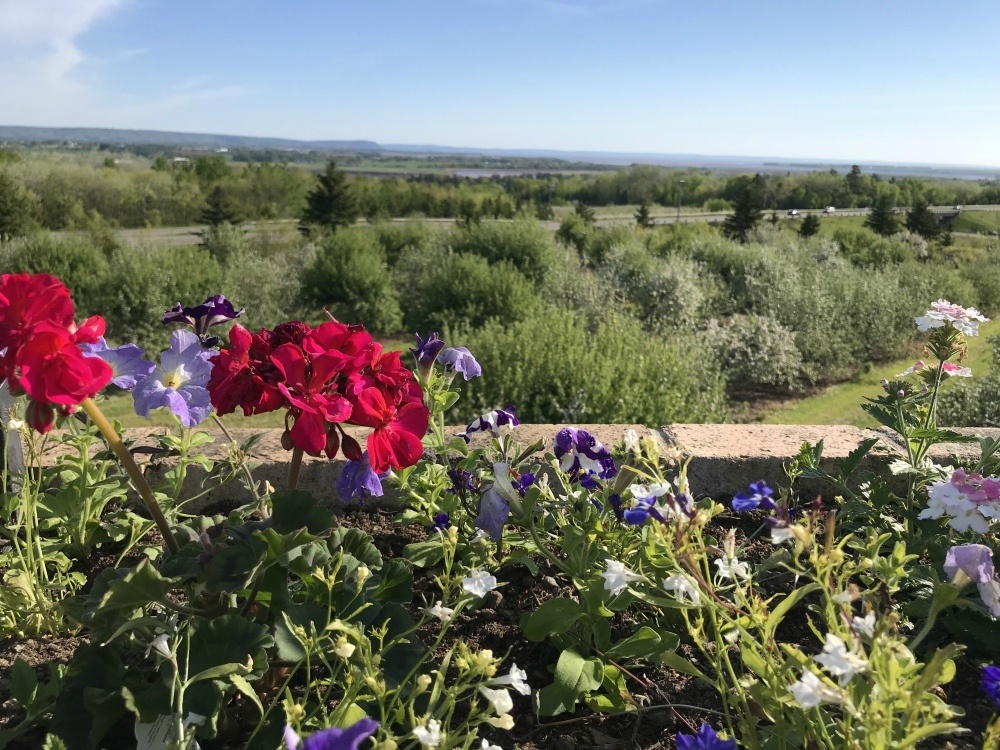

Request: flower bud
left=25, top=399, right=55, bottom=434
left=356, top=565, right=371, bottom=589
left=415, top=674, right=432, bottom=693
left=281, top=429, right=294, bottom=451
left=341, top=433, right=363, bottom=462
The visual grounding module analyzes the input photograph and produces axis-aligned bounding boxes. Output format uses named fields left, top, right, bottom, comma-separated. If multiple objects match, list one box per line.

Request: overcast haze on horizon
left=2, top=0, right=999, bottom=167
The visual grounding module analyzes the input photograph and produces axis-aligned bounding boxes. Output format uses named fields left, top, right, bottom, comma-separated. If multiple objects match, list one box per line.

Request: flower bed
left=2, top=278, right=1000, bottom=750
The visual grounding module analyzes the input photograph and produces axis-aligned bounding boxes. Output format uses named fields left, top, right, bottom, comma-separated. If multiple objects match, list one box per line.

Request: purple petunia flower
left=982, top=665, right=1000, bottom=708
left=554, top=427, right=617, bottom=484
left=516, top=472, right=536, bottom=497
left=475, top=462, right=522, bottom=542
left=458, top=405, right=519, bottom=442
left=732, top=481, right=776, bottom=513
left=336, top=452, right=388, bottom=503
left=945, top=544, right=996, bottom=585
left=438, top=346, right=482, bottom=381
left=410, top=332, right=446, bottom=379
left=432, top=512, right=451, bottom=531
left=80, top=337, right=155, bottom=390
left=447, top=468, right=477, bottom=495
left=284, top=718, right=378, bottom=750
left=163, top=294, right=244, bottom=347
left=132, top=330, right=214, bottom=427
left=676, top=724, right=736, bottom=750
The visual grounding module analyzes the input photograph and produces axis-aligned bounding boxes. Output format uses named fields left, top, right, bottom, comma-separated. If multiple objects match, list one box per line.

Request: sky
left=2, top=0, right=999, bottom=166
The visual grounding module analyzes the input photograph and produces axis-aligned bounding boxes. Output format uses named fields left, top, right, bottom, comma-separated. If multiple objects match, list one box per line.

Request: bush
left=373, top=221, right=431, bottom=267
left=450, top=218, right=555, bottom=284
left=703, top=198, right=732, bottom=211
left=939, top=335, right=1000, bottom=427
left=710, top=315, right=803, bottom=391
left=302, top=229, right=402, bottom=334
left=0, top=234, right=110, bottom=317
left=220, top=242, right=311, bottom=332
left=399, top=251, right=542, bottom=334
left=555, top=214, right=593, bottom=259
left=833, top=228, right=910, bottom=269
left=452, top=309, right=729, bottom=425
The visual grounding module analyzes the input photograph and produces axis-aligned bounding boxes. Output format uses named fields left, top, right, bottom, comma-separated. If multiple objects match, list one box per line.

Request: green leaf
left=42, top=736, right=68, bottom=750
left=187, top=662, right=248, bottom=684
left=401, top=539, right=446, bottom=568
left=763, top=583, right=820, bottom=639
left=522, top=598, right=584, bottom=641
left=179, top=614, right=273, bottom=683
left=329, top=526, right=383, bottom=568
left=536, top=649, right=604, bottom=717
left=657, top=650, right=711, bottom=685
left=270, top=489, right=334, bottom=535
left=605, top=627, right=678, bottom=661
left=87, top=559, right=179, bottom=617
left=839, top=437, right=878, bottom=478
left=507, top=554, right=539, bottom=576
left=373, top=559, right=413, bottom=604
left=591, top=618, right=612, bottom=652
left=229, top=674, right=264, bottom=717
left=11, top=658, right=38, bottom=705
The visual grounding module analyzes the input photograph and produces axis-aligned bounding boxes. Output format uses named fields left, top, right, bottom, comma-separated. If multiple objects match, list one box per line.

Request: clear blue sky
left=2, top=0, right=999, bottom=165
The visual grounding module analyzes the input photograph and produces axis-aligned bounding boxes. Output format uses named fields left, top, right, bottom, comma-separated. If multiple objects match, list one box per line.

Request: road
left=58, top=204, right=1000, bottom=246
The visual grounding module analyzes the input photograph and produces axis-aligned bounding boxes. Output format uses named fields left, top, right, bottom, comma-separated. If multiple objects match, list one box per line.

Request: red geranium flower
left=14, top=318, right=112, bottom=406
left=208, top=324, right=285, bottom=416
left=0, top=273, right=75, bottom=382
left=350, top=386, right=429, bottom=473
left=271, top=343, right=353, bottom=455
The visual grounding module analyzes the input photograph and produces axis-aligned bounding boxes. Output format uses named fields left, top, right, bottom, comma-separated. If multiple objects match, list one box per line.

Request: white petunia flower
left=490, top=663, right=531, bottom=696
left=662, top=573, right=701, bottom=605
left=629, top=482, right=672, bottom=500
left=851, top=611, right=876, bottom=639
left=601, top=560, right=643, bottom=596
left=789, top=669, right=843, bottom=708
left=462, top=569, right=498, bottom=597
left=486, top=714, right=514, bottom=730
left=413, top=719, right=443, bottom=748
left=426, top=601, right=455, bottom=622
left=478, top=686, right=514, bottom=715
left=714, top=556, right=750, bottom=580
left=814, top=633, right=868, bottom=685
left=770, top=525, right=794, bottom=545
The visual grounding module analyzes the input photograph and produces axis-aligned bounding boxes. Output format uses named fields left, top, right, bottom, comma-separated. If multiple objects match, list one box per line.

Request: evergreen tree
left=634, top=200, right=654, bottom=228
left=846, top=164, right=864, bottom=195
left=905, top=199, right=941, bottom=239
left=298, top=160, right=360, bottom=236
left=0, top=171, right=34, bottom=241
left=574, top=201, right=596, bottom=225
left=722, top=184, right=763, bottom=243
left=865, top=193, right=899, bottom=236
left=200, top=184, right=243, bottom=227
left=768, top=211, right=780, bottom=225
left=798, top=214, right=821, bottom=238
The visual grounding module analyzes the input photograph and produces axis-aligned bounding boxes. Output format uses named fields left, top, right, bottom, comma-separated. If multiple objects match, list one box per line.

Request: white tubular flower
left=478, top=686, right=514, bottom=716
left=851, top=611, right=876, bottom=639
left=662, top=574, right=701, bottom=606
left=490, top=663, right=531, bottom=696
left=814, top=633, right=868, bottom=685
left=412, top=718, right=443, bottom=748
left=480, top=740, right=502, bottom=750
left=789, top=669, right=843, bottom=708
left=426, top=601, right=455, bottom=622
left=714, top=556, right=750, bottom=580
left=462, top=569, right=498, bottom=597
left=601, top=560, right=643, bottom=596
left=146, top=634, right=171, bottom=660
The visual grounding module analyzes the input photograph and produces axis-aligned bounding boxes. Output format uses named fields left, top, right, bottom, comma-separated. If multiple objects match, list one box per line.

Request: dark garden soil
left=0, top=505, right=995, bottom=749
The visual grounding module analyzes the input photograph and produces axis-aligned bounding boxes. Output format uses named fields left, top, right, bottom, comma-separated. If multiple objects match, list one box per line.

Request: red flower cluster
left=208, top=320, right=429, bottom=473
left=0, top=273, right=112, bottom=432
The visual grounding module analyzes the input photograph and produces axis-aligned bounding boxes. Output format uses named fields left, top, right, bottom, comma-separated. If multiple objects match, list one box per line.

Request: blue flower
left=554, top=427, right=617, bottom=484
left=516, top=472, right=536, bottom=496
left=284, top=718, right=378, bottom=750
left=458, top=405, right=519, bottom=442
left=732, top=481, right=776, bottom=513
left=80, top=337, right=155, bottom=390
left=447, top=468, right=477, bottom=495
left=132, top=330, right=214, bottom=427
left=676, top=724, right=736, bottom=750
left=983, top=665, right=1000, bottom=708
left=163, top=294, right=243, bottom=347
left=432, top=512, right=451, bottom=531
left=475, top=462, right=521, bottom=542
left=410, top=332, right=446, bottom=379
left=336, top=452, right=388, bottom=503
left=438, top=346, right=482, bottom=381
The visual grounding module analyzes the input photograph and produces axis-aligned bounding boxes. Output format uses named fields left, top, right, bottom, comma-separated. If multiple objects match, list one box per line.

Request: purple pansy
left=283, top=718, right=378, bottom=750
left=944, top=544, right=996, bottom=585
left=80, top=337, right=155, bottom=390
left=438, top=346, right=482, bottom=381
left=458, top=405, right=519, bottom=442
left=732, top=481, right=777, bottom=513
left=554, top=427, right=617, bottom=484
left=336, top=452, right=388, bottom=503
left=163, top=294, right=244, bottom=347
left=410, top=332, right=446, bottom=379
left=132, top=330, right=214, bottom=427
left=676, top=724, right=736, bottom=750
left=982, top=665, right=1000, bottom=708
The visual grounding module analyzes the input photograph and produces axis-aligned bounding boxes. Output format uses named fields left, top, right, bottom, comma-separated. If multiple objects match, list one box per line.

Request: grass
left=760, top=320, right=997, bottom=427
left=952, top=211, right=1000, bottom=234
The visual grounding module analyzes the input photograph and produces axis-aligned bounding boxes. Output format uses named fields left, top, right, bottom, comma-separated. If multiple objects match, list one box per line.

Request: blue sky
left=2, top=0, right=999, bottom=165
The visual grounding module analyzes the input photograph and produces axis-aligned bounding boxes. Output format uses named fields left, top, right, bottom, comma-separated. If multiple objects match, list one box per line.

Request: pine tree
left=298, top=160, right=359, bottom=236
left=798, top=214, right=820, bottom=238
left=865, top=194, right=898, bottom=236
left=722, top=184, right=763, bottom=242
left=0, top=171, right=34, bottom=241
left=634, top=201, right=654, bottom=228
left=200, top=184, right=243, bottom=227
left=574, top=201, right=596, bottom=225
left=905, top=199, right=941, bottom=239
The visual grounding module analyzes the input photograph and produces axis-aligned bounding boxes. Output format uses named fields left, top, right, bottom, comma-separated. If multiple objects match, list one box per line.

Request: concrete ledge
left=31, top=424, right=1000, bottom=512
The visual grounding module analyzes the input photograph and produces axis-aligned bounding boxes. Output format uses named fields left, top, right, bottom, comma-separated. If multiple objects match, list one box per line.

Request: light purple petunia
left=945, top=544, right=996, bottom=585
left=554, top=427, right=617, bottom=482
left=163, top=294, right=244, bottom=347
left=438, top=346, right=482, bottom=381
left=410, top=332, right=446, bottom=379
left=336, top=452, right=388, bottom=503
left=132, top=330, right=214, bottom=427
left=284, top=718, right=378, bottom=750
left=79, top=337, right=155, bottom=390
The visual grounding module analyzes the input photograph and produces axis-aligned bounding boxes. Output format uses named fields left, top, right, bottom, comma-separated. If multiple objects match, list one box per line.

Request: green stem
left=287, top=446, right=304, bottom=490
left=81, top=398, right=179, bottom=555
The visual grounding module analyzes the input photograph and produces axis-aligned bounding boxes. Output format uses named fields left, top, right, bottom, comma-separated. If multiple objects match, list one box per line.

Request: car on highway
left=823, top=206, right=836, bottom=214
left=787, top=209, right=799, bottom=216
left=954, top=205, right=964, bottom=211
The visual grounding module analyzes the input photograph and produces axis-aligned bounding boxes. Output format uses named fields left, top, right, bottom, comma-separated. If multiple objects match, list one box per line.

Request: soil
left=1, top=506, right=995, bottom=749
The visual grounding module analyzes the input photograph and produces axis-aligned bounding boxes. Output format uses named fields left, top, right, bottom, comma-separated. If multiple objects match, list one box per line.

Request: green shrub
left=452, top=310, right=729, bottom=425
left=833, top=228, right=910, bottom=268
left=0, top=234, right=110, bottom=317
left=399, top=252, right=542, bottom=334
left=373, top=221, right=431, bottom=266
left=450, top=218, right=555, bottom=284
left=704, top=198, right=732, bottom=211
left=302, top=229, right=402, bottom=334
left=555, top=214, right=593, bottom=259
left=710, top=315, right=803, bottom=391
left=220, top=242, right=311, bottom=332
left=541, top=256, right=618, bottom=326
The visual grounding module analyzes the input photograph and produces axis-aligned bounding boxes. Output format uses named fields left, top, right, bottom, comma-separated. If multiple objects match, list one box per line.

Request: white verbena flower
left=915, top=299, right=989, bottom=336
left=714, top=556, right=750, bottom=580
left=490, top=663, right=531, bottom=696
left=789, top=669, right=843, bottom=708
left=478, top=686, right=514, bottom=716
left=601, top=560, right=643, bottom=596
left=412, top=719, right=443, bottom=748
left=426, top=601, right=455, bottom=622
left=662, top=573, right=701, bottom=606
left=814, top=633, right=868, bottom=685
left=462, top=569, right=498, bottom=597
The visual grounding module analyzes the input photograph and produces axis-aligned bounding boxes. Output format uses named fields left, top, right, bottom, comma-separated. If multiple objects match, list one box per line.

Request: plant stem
left=80, top=398, right=179, bottom=555
left=287, top=445, right=304, bottom=490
